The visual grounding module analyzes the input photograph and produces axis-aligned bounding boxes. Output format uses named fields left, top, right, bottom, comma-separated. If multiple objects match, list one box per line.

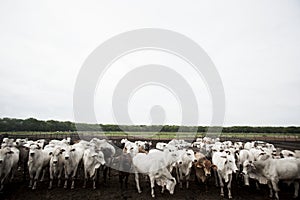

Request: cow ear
left=221, top=155, right=227, bottom=159
left=60, top=149, right=65, bottom=153
left=196, top=164, right=202, bottom=168
left=70, top=148, right=76, bottom=152
left=36, top=145, right=41, bottom=150
left=211, top=164, right=218, bottom=170
left=49, top=152, right=53, bottom=155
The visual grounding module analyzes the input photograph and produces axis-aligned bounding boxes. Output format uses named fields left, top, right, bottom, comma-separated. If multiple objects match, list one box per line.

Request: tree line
left=0, top=117, right=299, bottom=133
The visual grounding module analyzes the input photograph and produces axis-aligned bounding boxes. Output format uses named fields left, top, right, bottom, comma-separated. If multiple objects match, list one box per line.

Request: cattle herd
left=0, top=136, right=299, bottom=199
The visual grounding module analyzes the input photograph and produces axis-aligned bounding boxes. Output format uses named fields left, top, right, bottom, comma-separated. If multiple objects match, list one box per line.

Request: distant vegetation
left=0, top=117, right=299, bottom=133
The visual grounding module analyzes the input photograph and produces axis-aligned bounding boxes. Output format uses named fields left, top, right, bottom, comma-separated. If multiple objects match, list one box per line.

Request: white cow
left=0, top=147, right=19, bottom=190
left=49, top=146, right=65, bottom=189
left=27, top=144, right=52, bottom=189
left=90, top=138, right=116, bottom=182
left=82, top=148, right=105, bottom=189
left=176, top=149, right=196, bottom=188
left=133, top=152, right=177, bottom=197
left=212, top=151, right=238, bottom=199
left=61, top=143, right=84, bottom=189
left=243, top=157, right=300, bottom=199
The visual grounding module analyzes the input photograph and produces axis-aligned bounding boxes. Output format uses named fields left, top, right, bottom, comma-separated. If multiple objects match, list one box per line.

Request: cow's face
left=1, top=138, right=14, bottom=148
left=124, top=143, right=137, bottom=154
left=186, top=149, right=197, bottom=163
left=50, top=148, right=63, bottom=164
left=166, top=178, right=176, bottom=194
left=225, top=155, right=238, bottom=173
left=93, top=151, right=106, bottom=166
left=196, top=159, right=217, bottom=176
left=15, top=138, right=28, bottom=146
left=61, top=146, right=75, bottom=160
left=0, top=147, right=14, bottom=164
left=29, top=144, right=41, bottom=157
left=242, top=160, right=255, bottom=186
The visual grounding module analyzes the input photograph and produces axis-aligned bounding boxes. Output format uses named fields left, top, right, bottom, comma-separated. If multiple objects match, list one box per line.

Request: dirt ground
left=0, top=166, right=298, bottom=200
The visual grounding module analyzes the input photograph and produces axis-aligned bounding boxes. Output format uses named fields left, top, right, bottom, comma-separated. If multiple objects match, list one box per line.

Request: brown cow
left=194, top=156, right=217, bottom=191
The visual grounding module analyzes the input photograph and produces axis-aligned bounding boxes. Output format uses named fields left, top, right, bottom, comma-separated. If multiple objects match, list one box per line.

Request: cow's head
left=15, top=138, right=28, bottom=146
left=61, top=146, right=75, bottom=160
left=50, top=147, right=63, bottom=165
left=241, top=160, right=255, bottom=186
left=166, top=178, right=176, bottom=195
left=92, top=150, right=106, bottom=167
left=196, top=158, right=217, bottom=176
left=0, top=147, right=14, bottom=164
left=224, top=154, right=238, bottom=173
left=29, top=144, right=41, bottom=157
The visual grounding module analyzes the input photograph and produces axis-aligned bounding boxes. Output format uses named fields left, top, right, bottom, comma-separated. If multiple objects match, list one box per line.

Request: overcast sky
left=0, top=0, right=300, bottom=126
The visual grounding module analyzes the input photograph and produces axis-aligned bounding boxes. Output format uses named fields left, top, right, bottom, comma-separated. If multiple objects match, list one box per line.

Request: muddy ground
left=0, top=166, right=298, bottom=200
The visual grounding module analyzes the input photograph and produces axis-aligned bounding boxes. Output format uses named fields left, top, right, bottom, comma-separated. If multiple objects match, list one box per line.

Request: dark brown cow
left=194, top=157, right=217, bottom=191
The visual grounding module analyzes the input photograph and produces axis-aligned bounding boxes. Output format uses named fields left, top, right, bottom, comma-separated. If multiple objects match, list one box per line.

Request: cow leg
left=103, top=166, right=108, bottom=184
left=255, top=181, right=261, bottom=190
left=243, top=174, right=249, bottom=186
left=10, top=164, right=18, bottom=182
left=227, top=174, right=233, bottom=199
left=217, top=171, right=224, bottom=197
left=93, top=170, right=97, bottom=189
left=83, top=168, right=87, bottom=189
left=71, top=166, right=79, bottom=189
left=57, top=169, right=63, bottom=187
left=0, top=178, right=4, bottom=191
left=22, top=162, right=27, bottom=181
left=64, top=169, right=68, bottom=189
left=176, top=166, right=182, bottom=188
left=49, top=168, right=53, bottom=189
left=33, top=168, right=42, bottom=190
left=149, top=175, right=155, bottom=198
left=293, top=181, right=299, bottom=198
left=205, top=179, right=208, bottom=192
left=40, top=168, right=46, bottom=182
left=267, top=181, right=273, bottom=198
left=29, top=171, right=34, bottom=188
left=213, top=169, right=219, bottom=187
left=270, top=179, right=280, bottom=200
left=186, top=173, right=190, bottom=189
left=119, top=174, right=123, bottom=189
left=134, top=172, right=142, bottom=193
left=125, top=174, right=129, bottom=189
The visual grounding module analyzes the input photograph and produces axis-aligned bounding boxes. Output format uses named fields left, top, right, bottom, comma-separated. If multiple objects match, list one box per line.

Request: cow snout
left=30, top=152, right=35, bottom=156
left=194, top=159, right=198, bottom=162
left=65, top=156, right=69, bottom=160
left=53, top=160, right=58, bottom=164
left=178, top=161, right=182, bottom=165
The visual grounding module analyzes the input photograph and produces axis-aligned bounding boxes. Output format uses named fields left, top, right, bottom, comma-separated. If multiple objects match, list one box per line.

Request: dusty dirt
left=0, top=167, right=298, bottom=200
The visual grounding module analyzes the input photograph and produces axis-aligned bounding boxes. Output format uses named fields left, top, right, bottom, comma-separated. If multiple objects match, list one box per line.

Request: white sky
left=0, top=0, right=300, bottom=126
